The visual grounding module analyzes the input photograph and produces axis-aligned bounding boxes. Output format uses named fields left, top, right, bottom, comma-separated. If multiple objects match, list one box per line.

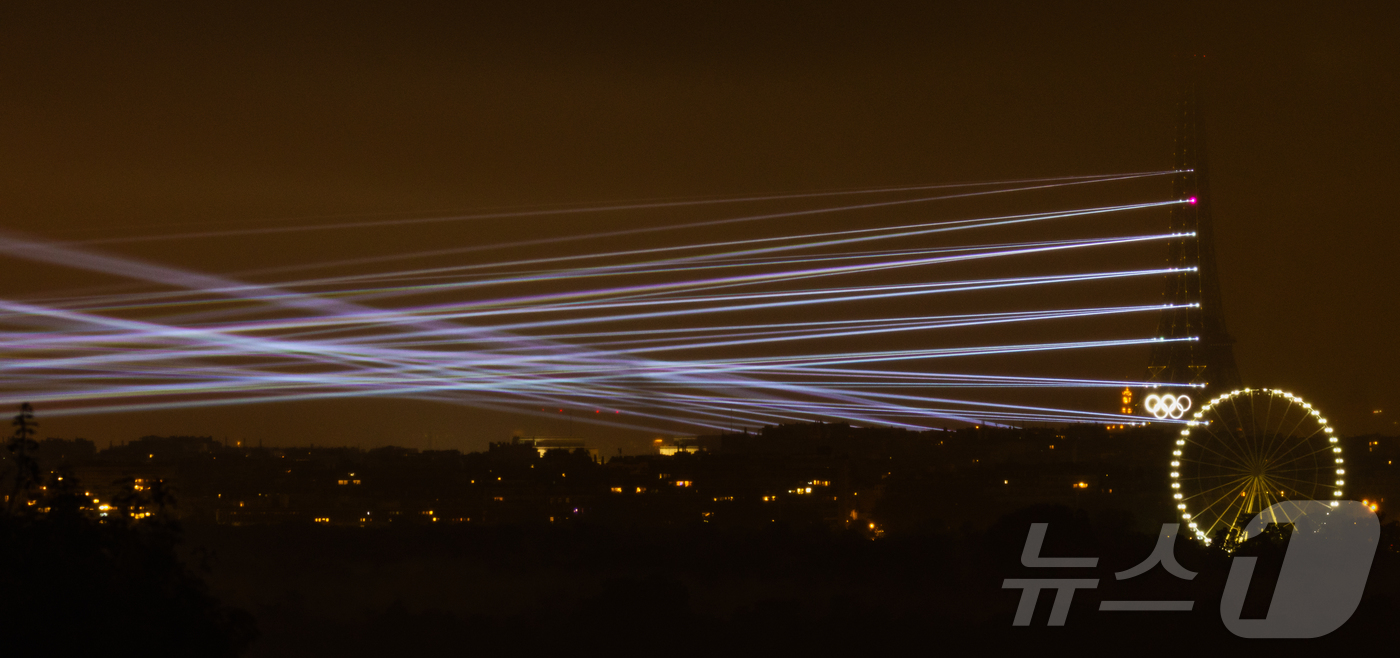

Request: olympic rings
left=1144, top=393, right=1192, bottom=419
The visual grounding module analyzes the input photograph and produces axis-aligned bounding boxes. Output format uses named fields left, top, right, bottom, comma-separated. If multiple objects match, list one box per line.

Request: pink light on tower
left=1188, top=197, right=1197, bottom=205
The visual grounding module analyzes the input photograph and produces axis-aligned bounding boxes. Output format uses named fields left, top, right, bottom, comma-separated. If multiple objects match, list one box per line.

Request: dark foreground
left=4, top=502, right=1399, bottom=655
left=172, top=511, right=1400, bottom=654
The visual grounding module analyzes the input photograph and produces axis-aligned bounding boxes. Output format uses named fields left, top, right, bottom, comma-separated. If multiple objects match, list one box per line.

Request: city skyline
left=2, top=3, right=1397, bottom=654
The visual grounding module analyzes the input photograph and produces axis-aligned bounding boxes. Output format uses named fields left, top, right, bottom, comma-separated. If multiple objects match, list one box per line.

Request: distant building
left=655, top=435, right=720, bottom=455
left=503, top=436, right=599, bottom=460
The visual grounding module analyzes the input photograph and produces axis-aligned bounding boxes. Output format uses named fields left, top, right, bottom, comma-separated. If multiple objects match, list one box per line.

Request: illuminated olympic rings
left=1144, top=393, right=1192, bottom=419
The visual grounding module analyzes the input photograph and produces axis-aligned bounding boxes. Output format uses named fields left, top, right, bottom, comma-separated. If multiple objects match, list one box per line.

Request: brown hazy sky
left=1, top=1, right=1397, bottom=450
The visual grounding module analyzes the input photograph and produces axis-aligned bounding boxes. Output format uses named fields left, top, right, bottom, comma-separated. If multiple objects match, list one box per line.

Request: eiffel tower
left=1145, top=60, right=1243, bottom=396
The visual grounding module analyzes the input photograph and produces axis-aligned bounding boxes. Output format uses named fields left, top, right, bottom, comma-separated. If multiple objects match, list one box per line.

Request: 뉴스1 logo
left=1002, top=500, right=1379, bottom=638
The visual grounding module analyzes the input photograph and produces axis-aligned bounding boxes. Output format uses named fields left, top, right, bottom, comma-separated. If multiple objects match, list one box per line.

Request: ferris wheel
left=1169, top=388, right=1343, bottom=546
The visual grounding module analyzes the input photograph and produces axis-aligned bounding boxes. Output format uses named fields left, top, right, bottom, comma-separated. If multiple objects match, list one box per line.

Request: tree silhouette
left=0, top=404, right=256, bottom=654
left=6, top=402, right=40, bottom=513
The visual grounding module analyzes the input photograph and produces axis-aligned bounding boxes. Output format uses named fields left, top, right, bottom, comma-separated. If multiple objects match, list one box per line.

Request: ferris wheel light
left=1170, top=387, right=1342, bottom=552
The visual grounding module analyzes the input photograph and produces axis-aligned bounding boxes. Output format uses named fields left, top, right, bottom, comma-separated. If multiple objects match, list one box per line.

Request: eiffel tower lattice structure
left=1145, top=65, right=1243, bottom=396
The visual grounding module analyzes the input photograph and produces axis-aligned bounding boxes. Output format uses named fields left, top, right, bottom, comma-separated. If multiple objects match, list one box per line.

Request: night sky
left=2, top=1, right=1396, bottom=452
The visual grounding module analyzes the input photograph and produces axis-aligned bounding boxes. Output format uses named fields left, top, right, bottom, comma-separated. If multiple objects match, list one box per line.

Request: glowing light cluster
left=1143, top=393, right=1192, bottom=419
